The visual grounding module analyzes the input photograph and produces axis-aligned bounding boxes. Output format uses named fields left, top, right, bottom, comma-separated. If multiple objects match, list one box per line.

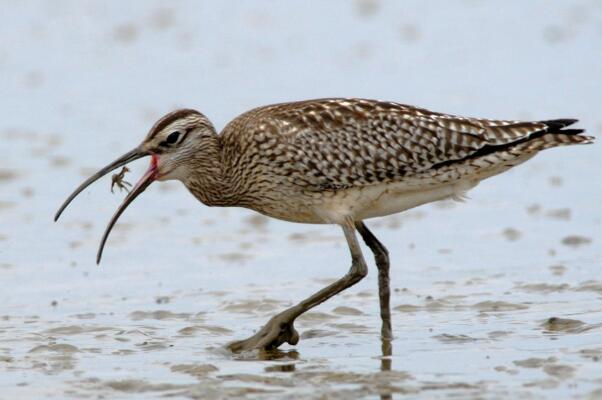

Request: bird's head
left=54, top=109, right=216, bottom=264
left=140, top=109, right=216, bottom=181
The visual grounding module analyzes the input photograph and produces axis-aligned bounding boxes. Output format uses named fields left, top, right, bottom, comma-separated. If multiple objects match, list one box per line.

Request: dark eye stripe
left=160, top=129, right=188, bottom=147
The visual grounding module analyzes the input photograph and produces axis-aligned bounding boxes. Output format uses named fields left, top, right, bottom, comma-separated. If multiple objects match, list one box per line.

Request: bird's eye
left=165, top=131, right=181, bottom=145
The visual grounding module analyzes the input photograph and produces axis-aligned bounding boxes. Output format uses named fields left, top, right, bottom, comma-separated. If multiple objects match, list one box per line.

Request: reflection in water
left=381, top=337, right=393, bottom=372
left=380, top=336, right=393, bottom=400
left=258, top=349, right=300, bottom=362
left=229, top=347, right=300, bottom=362
left=265, top=363, right=296, bottom=373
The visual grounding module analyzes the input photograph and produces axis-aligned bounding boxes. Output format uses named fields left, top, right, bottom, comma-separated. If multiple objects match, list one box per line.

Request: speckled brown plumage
left=166, top=98, right=593, bottom=223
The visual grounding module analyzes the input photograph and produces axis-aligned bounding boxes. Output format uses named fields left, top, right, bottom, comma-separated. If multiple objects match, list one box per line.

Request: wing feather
left=225, top=98, right=588, bottom=191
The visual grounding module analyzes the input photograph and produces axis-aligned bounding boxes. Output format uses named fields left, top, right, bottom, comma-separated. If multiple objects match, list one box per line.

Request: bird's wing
left=234, top=98, right=585, bottom=191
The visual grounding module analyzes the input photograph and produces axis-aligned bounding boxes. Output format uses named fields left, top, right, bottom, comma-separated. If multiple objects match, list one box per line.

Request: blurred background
left=1, top=1, right=601, bottom=399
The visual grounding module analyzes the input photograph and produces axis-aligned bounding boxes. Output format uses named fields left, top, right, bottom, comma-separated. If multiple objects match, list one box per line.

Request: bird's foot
left=227, top=310, right=300, bottom=353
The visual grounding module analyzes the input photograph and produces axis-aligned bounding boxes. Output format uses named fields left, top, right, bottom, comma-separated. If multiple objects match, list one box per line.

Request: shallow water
left=2, top=1, right=602, bottom=399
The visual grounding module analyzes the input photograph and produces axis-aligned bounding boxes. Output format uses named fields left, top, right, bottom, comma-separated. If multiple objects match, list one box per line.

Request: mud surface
left=1, top=1, right=602, bottom=399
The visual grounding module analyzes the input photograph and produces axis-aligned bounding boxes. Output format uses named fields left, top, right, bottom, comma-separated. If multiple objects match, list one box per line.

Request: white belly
left=312, top=179, right=479, bottom=224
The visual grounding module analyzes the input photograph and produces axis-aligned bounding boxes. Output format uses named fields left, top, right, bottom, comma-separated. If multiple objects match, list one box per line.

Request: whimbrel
left=55, top=98, right=593, bottom=352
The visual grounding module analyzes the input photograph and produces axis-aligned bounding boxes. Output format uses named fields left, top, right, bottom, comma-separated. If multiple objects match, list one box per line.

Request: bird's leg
left=355, top=221, right=392, bottom=341
left=228, top=218, right=368, bottom=353
left=355, top=222, right=393, bottom=377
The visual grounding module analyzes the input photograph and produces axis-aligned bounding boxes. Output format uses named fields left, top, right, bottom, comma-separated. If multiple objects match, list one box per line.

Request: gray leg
left=355, top=221, right=392, bottom=340
left=228, top=218, right=368, bottom=352
left=355, top=221, right=393, bottom=381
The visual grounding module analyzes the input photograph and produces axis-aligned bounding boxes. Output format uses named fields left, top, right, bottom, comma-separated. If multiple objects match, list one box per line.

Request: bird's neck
left=183, top=135, right=240, bottom=207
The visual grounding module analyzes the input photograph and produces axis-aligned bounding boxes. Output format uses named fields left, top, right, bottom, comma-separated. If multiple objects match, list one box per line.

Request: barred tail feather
left=512, top=132, right=594, bottom=153
left=428, top=124, right=594, bottom=185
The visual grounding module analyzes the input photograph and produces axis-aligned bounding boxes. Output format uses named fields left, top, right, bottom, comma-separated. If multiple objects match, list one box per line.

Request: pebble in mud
left=513, top=356, right=576, bottom=380
left=561, top=235, right=592, bottom=247
left=170, top=364, right=219, bottom=378
left=433, top=334, right=479, bottom=344
left=129, top=310, right=191, bottom=321
left=244, top=214, right=270, bottom=230
left=579, top=349, right=602, bottom=362
left=514, top=357, right=557, bottom=369
left=543, top=364, right=576, bottom=379
left=26, top=344, right=80, bottom=374
left=264, top=364, right=296, bottom=373
left=216, top=252, right=253, bottom=263
left=221, top=299, right=283, bottom=314
left=502, top=228, right=522, bottom=241
left=526, top=204, right=542, bottom=215
left=332, top=306, right=364, bottom=316
left=494, top=365, right=519, bottom=375
left=355, top=0, right=380, bottom=17
left=549, top=265, right=567, bottom=276
left=472, top=301, right=528, bottom=312
left=28, top=344, right=79, bottom=354
left=0, top=169, right=18, bottom=182
left=548, top=176, right=563, bottom=186
left=516, top=283, right=570, bottom=293
left=150, top=8, right=176, bottom=31
left=541, top=317, right=586, bottom=333
left=113, top=24, right=139, bottom=44
left=575, top=281, right=602, bottom=293
left=546, top=208, right=571, bottom=220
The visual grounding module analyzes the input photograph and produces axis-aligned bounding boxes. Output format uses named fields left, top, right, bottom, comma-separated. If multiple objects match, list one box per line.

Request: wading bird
left=55, top=98, right=593, bottom=352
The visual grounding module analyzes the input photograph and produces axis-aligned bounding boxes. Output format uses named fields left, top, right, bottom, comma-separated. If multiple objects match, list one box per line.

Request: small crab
left=111, top=166, right=132, bottom=193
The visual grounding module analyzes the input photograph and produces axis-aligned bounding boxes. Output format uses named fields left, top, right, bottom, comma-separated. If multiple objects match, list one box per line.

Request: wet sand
left=2, top=1, right=602, bottom=399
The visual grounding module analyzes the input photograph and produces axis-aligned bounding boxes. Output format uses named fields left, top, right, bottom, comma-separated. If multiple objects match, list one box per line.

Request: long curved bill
left=54, top=147, right=158, bottom=264
left=54, top=148, right=148, bottom=222
left=96, top=155, right=158, bottom=264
